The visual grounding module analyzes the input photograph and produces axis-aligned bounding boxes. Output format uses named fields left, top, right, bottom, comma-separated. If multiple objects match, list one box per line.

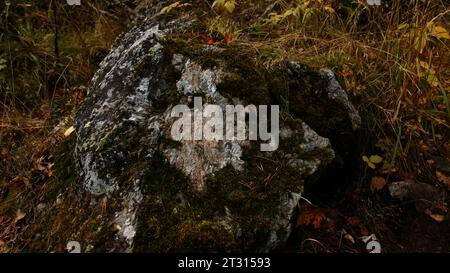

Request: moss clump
left=133, top=152, right=236, bottom=252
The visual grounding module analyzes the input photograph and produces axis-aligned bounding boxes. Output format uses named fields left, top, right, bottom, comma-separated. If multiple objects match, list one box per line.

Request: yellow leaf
left=212, top=0, right=225, bottom=9
left=430, top=26, right=450, bottom=40
left=419, top=61, right=430, bottom=70
left=426, top=74, right=439, bottom=87
left=368, top=162, right=376, bottom=169
left=324, top=6, right=335, bottom=14
left=224, top=1, right=235, bottom=13
left=64, top=126, right=75, bottom=137
left=369, top=155, right=383, bottom=164
left=362, top=156, right=369, bottom=163
left=397, top=23, right=409, bottom=31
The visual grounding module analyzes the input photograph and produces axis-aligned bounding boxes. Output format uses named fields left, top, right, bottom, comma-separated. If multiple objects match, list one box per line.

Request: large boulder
left=62, top=0, right=360, bottom=252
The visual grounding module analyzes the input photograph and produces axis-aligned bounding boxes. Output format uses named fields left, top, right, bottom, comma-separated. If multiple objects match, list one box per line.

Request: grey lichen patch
left=163, top=139, right=245, bottom=194
left=162, top=59, right=245, bottom=194
left=113, top=179, right=143, bottom=252
left=316, top=68, right=361, bottom=131
left=280, top=121, right=335, bottom=175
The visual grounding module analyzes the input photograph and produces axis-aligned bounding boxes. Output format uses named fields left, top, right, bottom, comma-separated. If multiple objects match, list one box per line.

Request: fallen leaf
left=360, top=225, right=369, bottom=236
left=371, top=176, right=386, bottom=192
left=297, top=204, right=326, bottom=229
left=436, top=171, right=450, bottom=190
left=14, top=210, right=26, bottom=223
left=369, top=155, right=383, bottom=164
left=324, top=6, right=335, bottom=14
left=207, top=36, right=215, bottom=45
left=347, top=216, right=369, bottom=236
left=344, top=234, right=355, bottom=244
left=312, top=213, right=325, bottom=229
left=64, top=126, right=75, bottom=137
left=224, top=34, right=234, bottom=45
left=430, top=25, right=450, bottom=40
left=429, top=213, right=445, bottom=223
left=223, top=1, right=235, bottom=13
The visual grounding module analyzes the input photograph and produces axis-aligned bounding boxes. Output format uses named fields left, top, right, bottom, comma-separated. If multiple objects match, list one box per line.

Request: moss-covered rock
left=18, top=0, right=360, bottom=252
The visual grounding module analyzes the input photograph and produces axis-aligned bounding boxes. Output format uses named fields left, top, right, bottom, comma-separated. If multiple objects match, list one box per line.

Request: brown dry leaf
left=347, top=216, right=369, bottom=236
left=312, top=213, right=325, bottom=229
left=425, top=209, right=446, bottom=222
left=341, top=66, right=351, bottom=78
left=429, top=214, right=445, bottom=223
left=297, top=205, right=326, bottom=229
left=14, top=210, right=26, bottom=223
left=371, top=176, right=386, bottom=192
left=436, top=171, right=450, bottom=190
left=344, top=234, right=355, bottom=244
left=359, top=225, right=369, bottom=236
left=224, top=34, right=234, bottom=45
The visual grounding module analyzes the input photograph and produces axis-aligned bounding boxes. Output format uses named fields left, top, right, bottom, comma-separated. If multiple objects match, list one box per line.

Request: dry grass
left=209, top=0, right=450, bottom=172
left=0, top=0, right=132, bottom=251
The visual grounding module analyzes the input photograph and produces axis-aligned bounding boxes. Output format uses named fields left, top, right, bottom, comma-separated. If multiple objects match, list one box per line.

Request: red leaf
left=207, top=36, right=214, bottom=45
left=224, top=34, right=234, bottom=45
left=297, top=204, right=325, bottom=229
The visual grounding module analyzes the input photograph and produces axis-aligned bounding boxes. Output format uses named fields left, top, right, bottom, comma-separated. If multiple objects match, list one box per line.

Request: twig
left=260, top=2, right=277, bottom=19
left=52, top=0, right=59, bottom=57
